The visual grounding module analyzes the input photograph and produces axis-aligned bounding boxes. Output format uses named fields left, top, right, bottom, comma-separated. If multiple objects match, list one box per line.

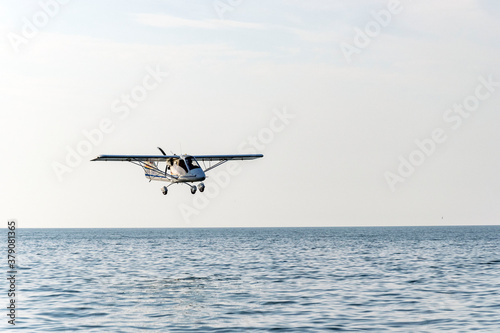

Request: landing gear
left=162, top=183, right=204, bottom=195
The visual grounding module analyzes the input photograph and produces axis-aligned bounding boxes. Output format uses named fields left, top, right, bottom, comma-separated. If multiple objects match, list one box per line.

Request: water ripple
left=13, top=226, right=500, bottom=332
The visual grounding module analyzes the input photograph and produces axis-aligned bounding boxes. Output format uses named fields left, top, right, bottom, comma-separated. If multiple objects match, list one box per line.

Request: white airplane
left=91, top=147, right=263, bottom=195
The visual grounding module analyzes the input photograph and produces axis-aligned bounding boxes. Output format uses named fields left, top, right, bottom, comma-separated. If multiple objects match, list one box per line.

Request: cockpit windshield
left=185, top=156, right=201, bottom=170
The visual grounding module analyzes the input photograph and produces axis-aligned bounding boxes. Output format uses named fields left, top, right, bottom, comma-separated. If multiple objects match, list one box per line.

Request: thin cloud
left=133, top=13, right=267, bottom=30
left=133, top=13, right=338, bottom=45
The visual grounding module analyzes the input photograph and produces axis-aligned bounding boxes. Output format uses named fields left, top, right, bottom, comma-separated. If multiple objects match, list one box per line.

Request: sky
left=1, top=0, right=499, bottom=228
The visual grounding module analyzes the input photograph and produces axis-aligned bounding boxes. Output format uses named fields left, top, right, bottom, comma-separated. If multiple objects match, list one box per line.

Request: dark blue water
left=8, top=226, right=500, bottom=332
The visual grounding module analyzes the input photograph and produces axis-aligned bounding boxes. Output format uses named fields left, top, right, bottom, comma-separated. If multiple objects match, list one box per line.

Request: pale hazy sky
left=1, top=0, right=499, bottom=228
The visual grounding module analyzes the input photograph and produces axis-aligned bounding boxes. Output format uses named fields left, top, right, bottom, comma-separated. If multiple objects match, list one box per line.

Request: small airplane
left=91, top=147, right=263, bottom=195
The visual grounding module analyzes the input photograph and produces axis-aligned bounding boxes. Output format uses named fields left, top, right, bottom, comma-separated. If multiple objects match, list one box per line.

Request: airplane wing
left=91, top=154, right=263, bottom=162
left=92, top=154, right=263, bottom=173
left=91, top=155, right=178, bottom=162
left=192, top=154, right=263, bottom=161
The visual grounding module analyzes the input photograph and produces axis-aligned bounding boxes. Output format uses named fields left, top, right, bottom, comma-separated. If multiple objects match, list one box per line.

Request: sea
left=8, top=226, right=500, bottom=332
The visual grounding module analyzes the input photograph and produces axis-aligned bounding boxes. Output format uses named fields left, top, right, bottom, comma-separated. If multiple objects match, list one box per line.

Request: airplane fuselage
left=165, top=155, right=206, bottom=183
left=171, top=167, right=206, bottom=183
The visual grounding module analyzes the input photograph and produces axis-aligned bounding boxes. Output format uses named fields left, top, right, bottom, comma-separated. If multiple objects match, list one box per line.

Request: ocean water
left=9, top=226, right=500, bottom=332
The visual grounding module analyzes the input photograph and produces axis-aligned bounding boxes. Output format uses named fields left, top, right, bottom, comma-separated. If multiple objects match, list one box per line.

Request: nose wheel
left=190, top=183, right=205, bottom=194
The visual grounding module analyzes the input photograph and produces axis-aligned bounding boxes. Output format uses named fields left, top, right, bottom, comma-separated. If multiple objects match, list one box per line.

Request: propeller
left=157, top=147, right=167, bottom=155
left=157, top=147, right=169, bottom=175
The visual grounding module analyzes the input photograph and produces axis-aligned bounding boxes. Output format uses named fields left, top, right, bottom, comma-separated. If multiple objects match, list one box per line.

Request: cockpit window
left=177, top=159, right=188, bottom=172
left=185, top=157, right=201, bottom=170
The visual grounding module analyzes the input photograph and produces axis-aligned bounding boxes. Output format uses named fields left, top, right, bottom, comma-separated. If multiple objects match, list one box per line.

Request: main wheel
left=161, top=186, right=168, bottom=195
left=198, top=183, right=205, bottom=193
left=190, top=186, right=197, bottom=194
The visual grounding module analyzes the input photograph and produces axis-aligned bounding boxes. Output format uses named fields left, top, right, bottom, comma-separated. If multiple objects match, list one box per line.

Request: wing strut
left=203, top=159, right=229, bottom=173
